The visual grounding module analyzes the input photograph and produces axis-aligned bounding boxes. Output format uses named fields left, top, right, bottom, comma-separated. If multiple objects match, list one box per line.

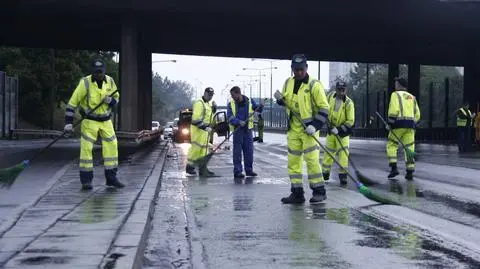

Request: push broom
left=375, top=111, right=417, bottom=163
left=327, top=122, right=377, bottom=186
left=0, top=90, right=119, bottom=188
left=285, top=103, right=399, bottom=205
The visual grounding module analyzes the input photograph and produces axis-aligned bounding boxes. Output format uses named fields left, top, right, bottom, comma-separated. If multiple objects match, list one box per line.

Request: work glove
left=472, top=113, right=476, bottom=118
left=104, top=96, right=112, bottom=104
left=205, top=127, right=213, bottom=133
left=64, top=124, right=73, bottom=137
left=385, top=124, right=391, bottom=131
left=330, top=127, right=338, bottom=135
left=274, top=90, right=283, bottom=101
left=305, top=125, right=316, bottom=136
left=239, top=120, right=247, bottom=127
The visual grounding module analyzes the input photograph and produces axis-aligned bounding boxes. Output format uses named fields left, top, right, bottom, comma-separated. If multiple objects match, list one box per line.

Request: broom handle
left=375, top=111, right=409, bottom=149
left=207, top=108, right=260, bottom=157
left=326, top=121, right=359, bottom=171
left=283, top=103, right=362, bottom=188
left=28, top=90, right=119, bottom=163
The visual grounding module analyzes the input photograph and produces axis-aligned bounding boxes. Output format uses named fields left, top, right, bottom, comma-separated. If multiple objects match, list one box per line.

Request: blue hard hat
left=291, top=54, right=307, bottom=69
left=92, top=59, right=106, bottom=73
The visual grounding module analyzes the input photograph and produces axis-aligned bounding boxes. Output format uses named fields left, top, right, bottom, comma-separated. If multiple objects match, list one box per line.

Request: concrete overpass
left=1, top=0, right=480, bottom=131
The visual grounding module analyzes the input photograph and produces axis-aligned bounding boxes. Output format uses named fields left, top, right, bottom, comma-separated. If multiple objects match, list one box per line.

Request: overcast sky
left=151, top=53, right=330, bottom=105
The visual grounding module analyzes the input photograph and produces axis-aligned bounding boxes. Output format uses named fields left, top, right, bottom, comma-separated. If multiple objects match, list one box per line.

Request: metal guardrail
left=9, top=129, right=63, bottom=140
left=9, top=128, right=163, bottom=145
left=264, top=126, right=463, bottom=145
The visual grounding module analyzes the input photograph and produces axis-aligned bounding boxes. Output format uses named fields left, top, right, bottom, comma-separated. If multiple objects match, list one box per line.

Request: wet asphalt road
left=0, top=139, right=144, bottom=233
left=143, top=133, right=480, bottom=269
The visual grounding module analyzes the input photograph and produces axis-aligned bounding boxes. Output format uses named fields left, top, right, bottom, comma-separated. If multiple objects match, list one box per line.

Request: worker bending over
left=322, top=81, right=355, bottom=185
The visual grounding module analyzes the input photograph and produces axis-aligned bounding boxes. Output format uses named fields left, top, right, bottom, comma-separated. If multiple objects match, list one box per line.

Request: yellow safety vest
left=327, top=92, right=355, bottom=136
left=456, top=107, right=472, bottom=127
left=191, top=98, right=213, bottom=130
left=67, top=74, right=119, bottom=121
left=281, top=77, right=329, bottom=130
left=229, top=98, right=254, bottom=131
left=387, top=90, right=420, bottom=129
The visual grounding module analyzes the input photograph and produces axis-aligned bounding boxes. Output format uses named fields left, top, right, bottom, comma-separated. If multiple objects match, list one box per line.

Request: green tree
left=0, top=47, right=118, bottom=129
left=152, top=74, right=194, bottom=124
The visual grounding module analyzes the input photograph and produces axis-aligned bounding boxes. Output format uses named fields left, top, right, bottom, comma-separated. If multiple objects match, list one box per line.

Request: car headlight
left=181, top=128, right=189, bottom=135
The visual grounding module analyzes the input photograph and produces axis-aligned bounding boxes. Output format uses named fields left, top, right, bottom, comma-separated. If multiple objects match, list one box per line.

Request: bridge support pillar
left=119, top=17, right=152, bottom=131
left=408, top=63, right=420, bottom=99
left=386, top=63, right=399, bottom=111
left=464, top=49, right=480, bottom=110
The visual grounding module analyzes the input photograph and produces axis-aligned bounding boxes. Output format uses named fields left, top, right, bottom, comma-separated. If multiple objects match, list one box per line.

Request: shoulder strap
left=83, top=77, right=89, bottom=90
left=308, top=79, right=318, bottom=112
left=282, top=78, right=290, bottom=92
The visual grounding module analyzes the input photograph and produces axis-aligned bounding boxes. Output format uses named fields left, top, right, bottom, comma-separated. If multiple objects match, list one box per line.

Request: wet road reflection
left=144, top=137, right=480, bottom=269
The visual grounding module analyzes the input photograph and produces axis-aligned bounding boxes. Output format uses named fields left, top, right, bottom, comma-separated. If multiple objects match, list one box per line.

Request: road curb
left=100, top=141, right=170, bottom=269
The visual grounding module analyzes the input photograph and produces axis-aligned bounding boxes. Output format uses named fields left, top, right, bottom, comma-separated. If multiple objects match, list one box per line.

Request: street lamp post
left=236, top=74, right=264, bottom=98
left=242, top=67, right=272, bottom=100
left=246, top=62, right=279, bottom=127
left=232, top=78, right=259, bottom=99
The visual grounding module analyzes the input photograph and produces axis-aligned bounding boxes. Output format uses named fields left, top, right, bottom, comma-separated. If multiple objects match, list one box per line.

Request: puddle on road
left=79, top=188, right=122, bottom=224
left=20, top=255, right=71, bottom=265
left=374, top=179, right=480, bottom=229
left=302, top=204, right=480, bottom=269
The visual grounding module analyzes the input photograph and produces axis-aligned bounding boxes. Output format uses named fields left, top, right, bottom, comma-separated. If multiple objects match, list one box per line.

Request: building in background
left=329, top=62, right=356, bottom=87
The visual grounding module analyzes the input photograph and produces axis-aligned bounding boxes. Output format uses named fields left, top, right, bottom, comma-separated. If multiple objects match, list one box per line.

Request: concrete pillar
left=386, top=63, right=399, bottom=114
left=119, top=17, right=152, bottom=131
left=120, top=16, right=139, bottom=131
left=387, top=63, right=399, bottom=96
left=408, top=63, right=420, bottom=99
left=464, top=49, right=480, bottom=109
left=137, top=44, right=152, bottom=130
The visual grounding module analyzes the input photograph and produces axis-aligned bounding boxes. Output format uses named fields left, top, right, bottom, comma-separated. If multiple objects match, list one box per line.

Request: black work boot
left=105, top=169, right=125, bottom=188
left=339, top=174, right=348, bottom=185
left=81, top=183, right=93, bottom=190
left=281, top=187, right=306, bottom=204
left=388, top=163, right=399, bottom=178
left=186, top=164, right=197, bottom=175
left=405, top=170, right=414, bottom=181
left=246, top=171, right=258, bottom=177
left=234, top=173, right=245, bottom=178
left=323, top=172, right=330, bottom=181
left=309, top=186, right=327, bottom=204
left=199, top=165, right=215, bottom=177
left=80, top=171, right=93, bottom=191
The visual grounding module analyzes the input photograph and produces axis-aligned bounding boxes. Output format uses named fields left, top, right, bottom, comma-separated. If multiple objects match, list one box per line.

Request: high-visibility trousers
left=287, top=130, right=324, bottom=189
left=257, top=118, right=264, bottom=140
left=187, top=125, right=209, bottom=165
left=80, top=119, right=118, bottom=184
left=386, top=128, right=415, bottom=171
left=322, top=134, right=349, bottom=174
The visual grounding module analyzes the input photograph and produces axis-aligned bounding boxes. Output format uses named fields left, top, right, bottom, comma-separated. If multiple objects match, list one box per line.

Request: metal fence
left=261, top=77, right=466, bottom=143
left=0, top=71, right=19, bottom=138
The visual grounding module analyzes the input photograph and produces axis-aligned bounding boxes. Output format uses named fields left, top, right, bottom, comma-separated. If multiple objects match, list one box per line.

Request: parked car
left=152, top=121, right=160, bottom=131
left=163, top=121, right=174, bottom=138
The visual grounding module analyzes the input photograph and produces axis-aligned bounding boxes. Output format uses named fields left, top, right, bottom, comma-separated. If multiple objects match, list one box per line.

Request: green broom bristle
left=359, top=185, right=400, bottom=205
left=0, top=160, right=29, bottom=189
